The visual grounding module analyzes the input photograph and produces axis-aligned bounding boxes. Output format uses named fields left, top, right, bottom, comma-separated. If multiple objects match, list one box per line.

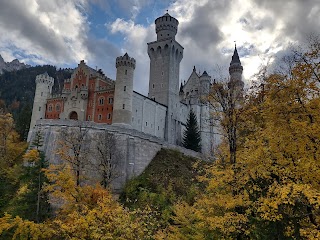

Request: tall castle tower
left=28, top=72, right=54, bottom=141
left=229, top=45, right=244, bottom=90
left=112, top=53, right=136, bottom=126
left=148, top=13, right=183, bottom=106
left=148, top=13, right=183, bottom=143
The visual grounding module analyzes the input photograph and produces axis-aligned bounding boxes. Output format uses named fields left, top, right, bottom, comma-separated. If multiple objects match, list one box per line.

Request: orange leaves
left=23, top=149, right=40, bottom=163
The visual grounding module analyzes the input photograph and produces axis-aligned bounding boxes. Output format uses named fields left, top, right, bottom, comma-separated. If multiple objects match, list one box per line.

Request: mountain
left=0, top=54, right=30, bottom=74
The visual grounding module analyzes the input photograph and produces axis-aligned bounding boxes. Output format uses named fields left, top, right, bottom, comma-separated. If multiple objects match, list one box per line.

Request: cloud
left=0, top=0, right=89, bottom=65
left=0, top=0, right=319, bottom=94
left=108, top=18, right=154, bottom=94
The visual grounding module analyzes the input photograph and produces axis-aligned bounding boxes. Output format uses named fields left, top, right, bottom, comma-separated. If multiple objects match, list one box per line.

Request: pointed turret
left=179, top=82, right=184, bottom=93
left=230, top=45, right=241, bottom=66
left=200, top=70, right=211, bottom=97
left=229, top=44, right=244, bottom=90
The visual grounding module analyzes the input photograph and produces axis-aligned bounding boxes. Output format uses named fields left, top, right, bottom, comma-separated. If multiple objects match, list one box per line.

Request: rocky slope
left=0, top=54, right=30, bottom=74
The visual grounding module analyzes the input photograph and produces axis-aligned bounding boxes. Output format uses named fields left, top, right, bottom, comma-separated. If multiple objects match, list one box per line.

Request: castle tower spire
left=229, top=44, right=244, bottom=90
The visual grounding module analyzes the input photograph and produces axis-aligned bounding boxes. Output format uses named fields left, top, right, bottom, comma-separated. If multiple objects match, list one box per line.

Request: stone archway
left=69, top=111, right=78, bottom=120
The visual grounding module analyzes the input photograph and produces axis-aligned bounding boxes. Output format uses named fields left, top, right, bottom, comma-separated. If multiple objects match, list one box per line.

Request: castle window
left=108, top=97, right=113, bottom=104
left=107, top=113, right=111, bottom=119
left=161, top=71, right=164, bottom=76
left=79, top=75, right=82, bottom=79
left=98, top=97, right=105, bottom=105
left=48, top=104, right=53, bottom=112
left=124, top=86, right=126, bottom=91
left=152, top=84, right=154, bottom=89
left=158, top=126, right=159, bottom=130
left=123, top=104, right=125, bottom=109
left=161, top=83, right=163, bottom=88
left=125, top=69, right=127, bottom=75
left=41, top=92, right=43, bottom=96
left=98, top=114, right=102, bottom=120
left=146, top=122, right=147, bottom=126
left=88, top=115, right=91, bottom=120
left=39, top=107, right=41, bottom=111
left=55, top=103, right=61, bottom=112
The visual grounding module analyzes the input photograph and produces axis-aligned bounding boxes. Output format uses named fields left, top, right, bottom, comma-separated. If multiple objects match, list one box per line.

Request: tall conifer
left=183, top=109, right=201, bottom=152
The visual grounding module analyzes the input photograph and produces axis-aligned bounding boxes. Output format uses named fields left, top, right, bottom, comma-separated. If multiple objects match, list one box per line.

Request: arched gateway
left=69, top=111, right=78, bottom=120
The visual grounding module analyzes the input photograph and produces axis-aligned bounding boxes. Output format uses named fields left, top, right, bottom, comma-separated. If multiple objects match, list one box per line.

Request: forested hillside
left=0, top=66, right=72, bottom=140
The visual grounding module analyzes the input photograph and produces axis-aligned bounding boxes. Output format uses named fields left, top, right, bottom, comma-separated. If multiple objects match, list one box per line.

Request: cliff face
left=0, top=54, right=30, bottom=74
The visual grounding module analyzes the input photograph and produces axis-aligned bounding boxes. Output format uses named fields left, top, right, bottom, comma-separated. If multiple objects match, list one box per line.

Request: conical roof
left=230, top=45, right=241, bottom=65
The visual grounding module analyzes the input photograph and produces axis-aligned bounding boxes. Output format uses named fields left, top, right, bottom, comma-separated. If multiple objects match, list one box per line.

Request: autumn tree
left=0, top=111, right=27, bottom=215
left=163, top=39, right=320, bottom=239
left=94, top=131, right=122, bottom=188
left=182, top=109, right=201, bottom=152
left=8, top=148, right=51, bottom=223
left=57, top=123, right=91, bottom=186
left=0, top=163, right=158, bottom=239
left=208, top=78, right=244, bottom=164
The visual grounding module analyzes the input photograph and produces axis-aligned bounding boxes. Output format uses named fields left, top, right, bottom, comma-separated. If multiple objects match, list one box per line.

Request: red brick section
left=45, top=98, right=64, bottom=119
left=94, top=91, right=114, bottom=124
left=72, top=68, right=87, bottom=89
left=64, top=81, right=71, bottom=90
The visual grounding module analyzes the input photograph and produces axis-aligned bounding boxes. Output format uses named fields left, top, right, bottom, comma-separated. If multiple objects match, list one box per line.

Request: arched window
left=48, top=104, right=53, bottom=112
left=55, top=103, right=61, bottom=112
left=98, top=97, right=105, bottom=105
left=98, top=114, right=102, bottom=120
left=108, top=96, right=113, bottom=104
left=107, top=113, right=111, bottom=119
left=124, top=86, right=126, bottom=91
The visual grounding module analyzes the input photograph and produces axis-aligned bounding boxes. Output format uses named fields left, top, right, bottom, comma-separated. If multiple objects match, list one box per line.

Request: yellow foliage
left=166, top=43, right=320, bottom=239
left=23, top=149, right=40, bottom=163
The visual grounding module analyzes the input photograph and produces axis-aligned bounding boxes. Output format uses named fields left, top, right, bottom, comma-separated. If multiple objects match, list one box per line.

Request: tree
left=0, top=164, right=158, bottom=239
left=94, top=131, right=122, bottom=188
left=208, top=79, right=244, bottom=164
left=164, top=40, right=320, bottom=239
left=57, top=123, right=91, bottom=186
left=182, top=109, right=201, bottom=152
left=15, top=103, right=32, bottom=141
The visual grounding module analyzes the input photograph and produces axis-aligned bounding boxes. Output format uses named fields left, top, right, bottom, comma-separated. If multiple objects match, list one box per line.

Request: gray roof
left=230, top=45, right=241, bottom=65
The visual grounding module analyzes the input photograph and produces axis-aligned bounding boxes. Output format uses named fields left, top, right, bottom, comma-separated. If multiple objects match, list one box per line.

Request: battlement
left=35, top=72, right=54, bottom=86
left=155, top=13, right=178, bottom=40
left=116, top=53, right=136, bottom=69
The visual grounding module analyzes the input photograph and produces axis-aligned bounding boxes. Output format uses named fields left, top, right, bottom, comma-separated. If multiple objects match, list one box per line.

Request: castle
left=28, top=13, right=244, bottom=156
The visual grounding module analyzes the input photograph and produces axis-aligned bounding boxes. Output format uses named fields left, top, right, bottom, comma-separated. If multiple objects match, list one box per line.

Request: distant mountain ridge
left=0, top=54, right=30, bottom=74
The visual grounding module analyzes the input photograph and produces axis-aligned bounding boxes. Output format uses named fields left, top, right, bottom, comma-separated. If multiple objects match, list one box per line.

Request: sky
left=0, top=0, right=319, bottom=95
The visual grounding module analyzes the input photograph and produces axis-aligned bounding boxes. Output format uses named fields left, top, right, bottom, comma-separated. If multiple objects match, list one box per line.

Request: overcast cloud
left=0, top=0, right=319, bottom=95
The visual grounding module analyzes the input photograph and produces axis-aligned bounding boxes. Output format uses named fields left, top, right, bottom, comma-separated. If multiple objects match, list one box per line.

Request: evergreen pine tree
left=183, top=109, right=201, bottom=152
left=9, top=130, right=51, bottom=222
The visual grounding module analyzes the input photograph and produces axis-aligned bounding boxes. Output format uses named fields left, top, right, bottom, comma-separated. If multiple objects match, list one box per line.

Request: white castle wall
left=31, top=119, right=202, bottom=192
left=132, top=91, right=167, bottom=138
